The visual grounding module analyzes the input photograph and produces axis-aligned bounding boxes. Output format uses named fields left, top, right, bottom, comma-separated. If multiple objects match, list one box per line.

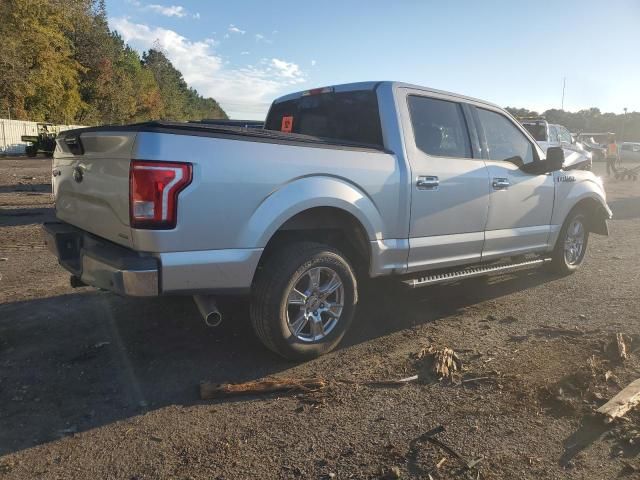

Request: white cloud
left=240, top=51, right=250, bottom=55
left=192, top=12, right=200, bottom=19
left=311, top=59, right=317, bottom=67
left=271, top=58, right=302, bottom=79
left=228, top=24, right=246, bottom=35
left=146, top=4, right=188, bottom=17
left=255, top=33, right=273, bottom=44
left=110, top=18, right=307, bottom=119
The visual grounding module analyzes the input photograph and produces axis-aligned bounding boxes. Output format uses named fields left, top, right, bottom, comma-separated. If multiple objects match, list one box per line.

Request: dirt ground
left=0, top=157, right=639, bottom=479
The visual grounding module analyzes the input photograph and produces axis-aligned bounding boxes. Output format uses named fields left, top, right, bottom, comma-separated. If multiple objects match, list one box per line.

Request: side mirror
left=546, top=146, right=565, bottom=171
left=521, top=146, right=564, bottom=174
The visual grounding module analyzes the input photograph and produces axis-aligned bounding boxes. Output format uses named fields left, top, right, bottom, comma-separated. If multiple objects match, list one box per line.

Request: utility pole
left=622, top=107, right=628, bottom=142
left=561, top=77, right=566, bottom=110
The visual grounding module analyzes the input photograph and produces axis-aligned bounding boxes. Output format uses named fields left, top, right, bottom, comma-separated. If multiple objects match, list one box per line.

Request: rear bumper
left=43, top=222, right=159, bottom=296
left=43, top=222, right=262, bottom=296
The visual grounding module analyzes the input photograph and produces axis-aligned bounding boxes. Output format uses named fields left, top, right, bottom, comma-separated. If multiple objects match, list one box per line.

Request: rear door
left=399, top=89, right=490, bottom=271
left=472, top=106, right=555, bottom=260
left=53, top=131, right=136, bottom=247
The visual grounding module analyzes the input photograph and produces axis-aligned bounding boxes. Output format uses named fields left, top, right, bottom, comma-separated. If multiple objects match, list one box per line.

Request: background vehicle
left=21, top=123, right=59, bottom=157
left=520, top=118, right=592, bottom=169
left=576, top=133, right=608, bottom=162
left=620, top=142, right=640, bottom=162
left=44, top=82, right=611, bottom=360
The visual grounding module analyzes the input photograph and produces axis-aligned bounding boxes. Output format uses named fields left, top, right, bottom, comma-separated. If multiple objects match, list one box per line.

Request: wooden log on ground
left=596, top=378, right=640, bottom=421
left=200, top=378, right=327, bottom=400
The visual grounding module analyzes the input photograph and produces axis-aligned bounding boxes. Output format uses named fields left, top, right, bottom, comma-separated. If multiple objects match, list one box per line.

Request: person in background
left=606, top=136, right=618, bottom=176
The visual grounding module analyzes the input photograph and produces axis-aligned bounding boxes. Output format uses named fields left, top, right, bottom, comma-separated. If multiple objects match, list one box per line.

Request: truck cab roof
left=272, top=81, right=501, bottom=110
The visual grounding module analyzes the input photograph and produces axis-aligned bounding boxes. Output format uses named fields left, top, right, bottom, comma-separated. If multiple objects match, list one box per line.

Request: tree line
left=507, top=107, right=639, bottom=142
left=0, top=0, right=227, bottom=125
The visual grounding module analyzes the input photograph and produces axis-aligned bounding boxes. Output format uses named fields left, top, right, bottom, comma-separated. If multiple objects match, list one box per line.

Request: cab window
left=476, top=108, right=535, bottom=165
left=557, top=127, right=572, bottom=144
left=407, top=95, right=472, bottom=158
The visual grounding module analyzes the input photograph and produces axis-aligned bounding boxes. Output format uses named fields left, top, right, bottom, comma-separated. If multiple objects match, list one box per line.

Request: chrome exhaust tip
left=193, top=295, right=223, bottom=327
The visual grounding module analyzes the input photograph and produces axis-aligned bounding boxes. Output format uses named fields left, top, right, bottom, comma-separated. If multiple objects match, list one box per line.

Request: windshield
left=522, top=123, right=547, bottom=141
left=264, top=89, right=384, bottom=147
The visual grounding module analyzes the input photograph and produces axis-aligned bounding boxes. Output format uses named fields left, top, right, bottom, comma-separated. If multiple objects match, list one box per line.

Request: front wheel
left=548, top=210, right=590, bottom=275
left=25, top=145, right=37, bottom=157
left=250, top=242, right=358, bottom=361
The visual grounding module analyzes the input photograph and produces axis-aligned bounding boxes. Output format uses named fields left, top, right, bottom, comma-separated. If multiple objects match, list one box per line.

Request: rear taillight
left=129, top=160, right=192, bottom=229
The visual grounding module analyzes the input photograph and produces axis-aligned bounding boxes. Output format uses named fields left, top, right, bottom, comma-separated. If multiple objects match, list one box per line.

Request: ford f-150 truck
left=43, top=81, right=612, bottom=360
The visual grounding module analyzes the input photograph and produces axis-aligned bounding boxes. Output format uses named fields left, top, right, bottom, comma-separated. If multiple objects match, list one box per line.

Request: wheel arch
left=257, top=206, right=373, bottom=279
left=567, top=195, right=611, bottom=236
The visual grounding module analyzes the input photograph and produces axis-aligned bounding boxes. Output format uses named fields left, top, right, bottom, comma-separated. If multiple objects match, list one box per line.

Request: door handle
left=416, top=176, right=439, bottom=190
left=492, top=177, right=510, bottom=190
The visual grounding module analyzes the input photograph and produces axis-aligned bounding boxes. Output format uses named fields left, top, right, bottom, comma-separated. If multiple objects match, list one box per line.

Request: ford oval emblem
left=73, top=166, right=83, bottom=183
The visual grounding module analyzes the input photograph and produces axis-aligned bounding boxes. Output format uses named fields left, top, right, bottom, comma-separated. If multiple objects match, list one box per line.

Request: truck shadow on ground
left=0, top=269, right=556, bottom=455
left=0, top=207, right=55, bottom=226
left=0, top=183, right=51, bottom=194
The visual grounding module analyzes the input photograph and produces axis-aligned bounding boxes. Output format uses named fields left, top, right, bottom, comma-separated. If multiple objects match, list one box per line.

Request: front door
left=400, top=91, right=491, bottom=272
left=473, top=107, right=555, bottom=261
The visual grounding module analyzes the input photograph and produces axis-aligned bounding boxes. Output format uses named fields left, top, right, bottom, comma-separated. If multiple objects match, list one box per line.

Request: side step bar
left=403, top=258, right=551, bottom=288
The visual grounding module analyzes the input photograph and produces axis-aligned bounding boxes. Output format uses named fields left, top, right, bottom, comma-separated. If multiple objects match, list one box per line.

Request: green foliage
left=0, top=0, right=227, bottom=124
left=507, top=107, right=639, bottom=142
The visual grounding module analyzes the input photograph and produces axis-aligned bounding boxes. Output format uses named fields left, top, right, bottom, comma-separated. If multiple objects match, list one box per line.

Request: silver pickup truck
left=44, top=81, right=611, bottom=360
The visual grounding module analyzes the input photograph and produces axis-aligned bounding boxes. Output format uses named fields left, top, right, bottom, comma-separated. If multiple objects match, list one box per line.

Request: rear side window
left=408, top=96, right=472, bottom=158
left=477, top=108, right=534, bottom=165
left=264, top=90, right=383, bottom=147
left=557, top=127, right=572, bottom=143
left=523, top=123, right=547, bottom=142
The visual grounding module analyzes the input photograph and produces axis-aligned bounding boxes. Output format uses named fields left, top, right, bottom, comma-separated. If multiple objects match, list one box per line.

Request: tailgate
left=53, top=131, right=136, bottom=248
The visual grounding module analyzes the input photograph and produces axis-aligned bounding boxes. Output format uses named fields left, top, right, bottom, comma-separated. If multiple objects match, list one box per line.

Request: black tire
left=25, top=145, right=37, bottom=157
left=548, top=210, right=590, bottom=275
left=250, top=242, right=358, bottom=361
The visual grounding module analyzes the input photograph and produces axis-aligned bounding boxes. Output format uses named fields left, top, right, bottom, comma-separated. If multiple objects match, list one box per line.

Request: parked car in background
left=44, top=81, right=611, bottom=360
left=620, top=142, right=640, bottom=162
left=520, top=118, right=592, bottom=170
left=576, top=133, right=612, bottom=162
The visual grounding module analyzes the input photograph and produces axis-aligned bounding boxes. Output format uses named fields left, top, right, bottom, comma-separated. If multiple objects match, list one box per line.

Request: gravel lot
left=0, top=157, right=639, bottom=479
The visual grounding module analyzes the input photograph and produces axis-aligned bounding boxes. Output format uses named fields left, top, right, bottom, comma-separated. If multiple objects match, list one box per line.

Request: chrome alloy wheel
left=286, top=266, right=344, bottom=342
left=564, top=218, right=586, bottom=265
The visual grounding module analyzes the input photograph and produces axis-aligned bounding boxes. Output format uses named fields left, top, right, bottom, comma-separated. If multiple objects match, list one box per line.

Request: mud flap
left=590, top=205, right=611, bottom=236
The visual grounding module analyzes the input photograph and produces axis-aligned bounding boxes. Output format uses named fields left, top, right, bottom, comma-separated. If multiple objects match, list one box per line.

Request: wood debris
left=419, top=425, right=483, bottom=471
left=416, top=346, right=462, bottom=381
left=200, top=378, right=327, bottom=399
left=616, top=333, right=628, bottom=361
left=596, top=378, right=640, bottom=421
left=432, top=347, right=462, bottom=380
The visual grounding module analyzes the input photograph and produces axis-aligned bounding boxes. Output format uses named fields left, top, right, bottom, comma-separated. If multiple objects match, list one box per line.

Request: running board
left=403, top=258, right=551, bottom=288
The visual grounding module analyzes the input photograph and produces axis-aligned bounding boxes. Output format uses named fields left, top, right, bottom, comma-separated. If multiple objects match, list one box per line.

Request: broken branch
left=200, top=378, right=327, bottom=400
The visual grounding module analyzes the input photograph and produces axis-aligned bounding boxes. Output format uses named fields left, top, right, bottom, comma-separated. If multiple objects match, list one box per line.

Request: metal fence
left=0, top=119, right=86, bottom=155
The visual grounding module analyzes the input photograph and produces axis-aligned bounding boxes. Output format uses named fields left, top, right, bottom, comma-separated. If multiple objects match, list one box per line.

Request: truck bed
left=59, top=121, right=388, bottom=153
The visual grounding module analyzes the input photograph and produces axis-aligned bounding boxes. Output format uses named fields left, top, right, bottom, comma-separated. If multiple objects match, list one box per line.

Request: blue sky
left=108, top=0, right=640, bottom=119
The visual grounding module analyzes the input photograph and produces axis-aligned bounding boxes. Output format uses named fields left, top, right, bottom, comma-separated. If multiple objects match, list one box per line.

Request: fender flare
left=238, top=175, right=385, bottom=248
left=567, top=194, right=612, bottom=236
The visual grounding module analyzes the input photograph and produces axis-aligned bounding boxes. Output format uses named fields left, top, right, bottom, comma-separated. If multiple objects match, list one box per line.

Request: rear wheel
left=548, top=210, right=589, bottom=275
left=250, top=242, right=358, bottom=361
